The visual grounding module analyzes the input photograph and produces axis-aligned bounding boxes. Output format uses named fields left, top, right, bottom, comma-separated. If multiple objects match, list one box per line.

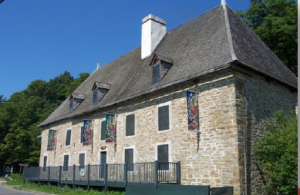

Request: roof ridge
left=222, top=4, right=237, bottom=61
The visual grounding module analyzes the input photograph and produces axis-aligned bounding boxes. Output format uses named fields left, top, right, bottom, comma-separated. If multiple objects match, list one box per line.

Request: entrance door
left=99, top=151, right=107, bottom=179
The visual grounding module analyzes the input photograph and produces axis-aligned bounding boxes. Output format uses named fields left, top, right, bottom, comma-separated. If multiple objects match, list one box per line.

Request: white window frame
left=124, top=146, right=135, bottom=163
left=62, top=153, right=70, bottom=172
left=156, top=101, right=172, bottom=132
left=65, top=128, right=72, bottom=147
left=100, top=119, right=106, bottom=142
left=155, top=142, right=171, bottom=172
left=125, top=113, right=136, bottom=138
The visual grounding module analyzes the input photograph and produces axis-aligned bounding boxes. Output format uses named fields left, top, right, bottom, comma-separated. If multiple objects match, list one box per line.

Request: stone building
left=38, top=2, right=297, bottom=195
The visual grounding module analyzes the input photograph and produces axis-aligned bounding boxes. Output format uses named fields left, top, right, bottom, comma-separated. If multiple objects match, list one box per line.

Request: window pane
left=69, top=100, right=74, bottom=113
left=125, top=149, right=134, bottom=171
left=101, top=121, right=106, bottom=140
left=63, top=155, right=69, bottom=171
left=93, top=90, right=98, bottom=105
left=153, top=65, right=161, bottom=83
left=158, top=105, right=169, bottom=131
left=126, top=114, right=135, bottom=136
left=158, top=144, right=169, bottom=170
left=66, top=130, right=71, bottom=146
left=79, top=153, right=85, bottom=168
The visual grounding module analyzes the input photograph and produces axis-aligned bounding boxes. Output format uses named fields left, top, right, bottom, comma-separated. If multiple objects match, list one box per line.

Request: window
left=69, top=93, right=85, bottom=113
left=69, top=100, right=74, bottom=113
left=99, top=151, right=107, bottom=179
left=63, top=155, right=69, bottom=171
left=153, top=65, right=161, bottom=83
left=79, top=153, right=85, bottom=169
left=158, top=105, right=170, bottom=131
left=126, top=114, right=135, bottom=136
left=93, top=90, right=98, bottom=105
left=157, top=144, right=169, bottom=170
left=100, top=121, right=106, bottom=140
left=80, top=126, right=84, bottom=143
left=65, top=129, right=71, bottom=146
left=43, top=156, right=47, bottom=172
left=125, top=148, right=134, bottom=171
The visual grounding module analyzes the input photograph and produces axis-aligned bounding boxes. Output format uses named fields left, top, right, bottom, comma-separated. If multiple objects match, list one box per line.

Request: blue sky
left=0, top=0, right=250, bottom=98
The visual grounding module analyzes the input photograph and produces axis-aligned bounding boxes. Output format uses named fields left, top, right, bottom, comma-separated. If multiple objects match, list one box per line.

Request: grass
left=5, top=174, right=124, bottom=195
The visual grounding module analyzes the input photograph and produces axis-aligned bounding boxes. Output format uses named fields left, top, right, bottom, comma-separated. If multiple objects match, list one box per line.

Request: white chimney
left=141, top=14, right=166, bottom=59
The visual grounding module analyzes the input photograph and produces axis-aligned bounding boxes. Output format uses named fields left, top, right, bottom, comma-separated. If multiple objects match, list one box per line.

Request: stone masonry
left=39, top=69, right=297, bottom=195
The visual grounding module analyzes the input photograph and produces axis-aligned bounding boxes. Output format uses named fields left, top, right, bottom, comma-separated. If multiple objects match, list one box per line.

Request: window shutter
left=126, top=114, right=135, bottom=136
left=81, top=127, right=84, bottom=143
left=101, top=121, right=106, bottom=140
left=63, top=155, right=69, bottom=171
left=66, top=130, right=71, bottom=146
left=158, top=145, right=169, bottom=170
left=79, top=153, right=85, bottom=168
left=43, top=156, right=47, bottom=172
left=125, top=149, right=134, bottom=171
left=158, top=105, right=169, bottom=131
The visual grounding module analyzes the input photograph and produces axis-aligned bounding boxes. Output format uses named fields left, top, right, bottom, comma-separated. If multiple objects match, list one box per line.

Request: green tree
left=254, top=111, right=297, bottom=195
left=0, top=71, right=89, bottom=167
left=237, top=0, right=297, bottom=75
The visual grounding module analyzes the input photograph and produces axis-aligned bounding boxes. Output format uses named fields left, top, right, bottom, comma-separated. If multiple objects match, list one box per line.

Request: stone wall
left=39, top=68, right=297, bottom=195
left=234, top=70, right=297, bottom=195
left=40, top=70, right=242, bottom=194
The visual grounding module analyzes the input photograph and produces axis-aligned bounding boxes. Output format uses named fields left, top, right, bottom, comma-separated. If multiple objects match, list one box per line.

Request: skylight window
left=92, top=82, right=110, bottom=105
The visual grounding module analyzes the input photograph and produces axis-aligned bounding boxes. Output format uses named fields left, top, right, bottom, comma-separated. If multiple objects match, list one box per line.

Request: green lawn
left=6, top=174, right=124, bottom=195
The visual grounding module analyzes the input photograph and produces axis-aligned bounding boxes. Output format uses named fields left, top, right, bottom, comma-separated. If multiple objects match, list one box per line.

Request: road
left=0, top=184, right=40, bottom=195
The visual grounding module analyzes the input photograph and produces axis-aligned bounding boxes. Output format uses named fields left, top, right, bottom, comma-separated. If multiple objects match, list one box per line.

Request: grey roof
left=93, top=82, right=110, bottom=90
left=40, top=4, right=297, bottom=127
left=70, top=93, right=85, bottom=100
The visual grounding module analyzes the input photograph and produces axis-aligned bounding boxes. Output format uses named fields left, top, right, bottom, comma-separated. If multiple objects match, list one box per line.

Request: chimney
left=141, top=14, right=166, bottom=59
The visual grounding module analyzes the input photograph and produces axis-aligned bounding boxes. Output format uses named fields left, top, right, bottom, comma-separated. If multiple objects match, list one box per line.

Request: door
left=99, top=151, right=107, bottom=179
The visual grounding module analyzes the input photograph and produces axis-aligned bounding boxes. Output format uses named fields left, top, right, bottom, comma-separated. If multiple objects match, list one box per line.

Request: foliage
left=0, top=71, right=89, bottom=167
left=254, top=111, right=297, bottom=195
left=6, top=175, right=123, bottom=195
left=6, top=174, right=124, bottom=195
left=237, top=0, right=298, bottom=75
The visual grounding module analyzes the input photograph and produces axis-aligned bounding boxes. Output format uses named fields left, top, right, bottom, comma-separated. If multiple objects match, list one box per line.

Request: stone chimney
left=141, top=14, right=166, bottom=59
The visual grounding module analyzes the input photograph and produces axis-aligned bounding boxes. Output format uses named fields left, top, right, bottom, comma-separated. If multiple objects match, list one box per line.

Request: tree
left=254, top=111, right=297, bottom=195
left=237, top=0, right=297, bottom=75
left=0, top=71, right=89, bottom=167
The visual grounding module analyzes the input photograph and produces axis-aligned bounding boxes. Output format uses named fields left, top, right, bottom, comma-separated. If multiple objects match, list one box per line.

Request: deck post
left=124, top=163, right=128, bottom=187
left=87, top=164, right=90, bottom=191
left=58, top=165, right=62, bottom=187
left=104, top=164, right=108, bottom=193
left=48, top=166, right=50, bottom=185
left=154, top=161, right=158, bottom=188
left=72, top=165, right=75, bottom=189
left=37, top=167, right=40, bottom=187
left=176, top=161, right=181, bottom=184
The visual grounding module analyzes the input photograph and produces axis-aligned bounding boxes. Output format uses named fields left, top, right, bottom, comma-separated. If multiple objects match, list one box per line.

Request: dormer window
left=150, top=53, right=173, bottom=84
left=92, top=82, right=110, bottom=105
left=69, top=93, right=85, bottom=113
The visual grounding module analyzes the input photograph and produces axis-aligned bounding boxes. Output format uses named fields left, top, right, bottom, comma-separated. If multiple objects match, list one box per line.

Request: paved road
left=0, top=184, right=38, bottom=195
